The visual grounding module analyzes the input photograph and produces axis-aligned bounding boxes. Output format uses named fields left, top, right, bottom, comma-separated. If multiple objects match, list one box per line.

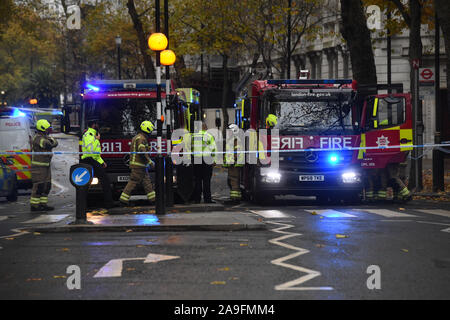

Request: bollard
left=69, top=163, right=94, bottom=225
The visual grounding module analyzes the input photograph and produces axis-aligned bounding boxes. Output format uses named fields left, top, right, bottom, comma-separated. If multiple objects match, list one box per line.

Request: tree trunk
left=126, top=0, right=155, bottom=79
left=221, top=54, right=229, bottom=136
left=339, top=0, right=377, bottom=85
left=435, top=0, right=450, bottom=114
left=173, top=54, right=186, bottom=88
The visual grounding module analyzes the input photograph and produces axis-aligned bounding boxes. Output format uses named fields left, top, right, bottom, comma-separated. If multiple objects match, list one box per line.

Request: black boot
left=40, top=204, right=55, bottom=211
left=30, top=205, right=43, bottom=212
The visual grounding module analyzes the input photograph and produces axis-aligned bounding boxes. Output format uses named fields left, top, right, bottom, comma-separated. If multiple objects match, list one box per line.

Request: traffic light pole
left=155, top=0, right=165, bottom=214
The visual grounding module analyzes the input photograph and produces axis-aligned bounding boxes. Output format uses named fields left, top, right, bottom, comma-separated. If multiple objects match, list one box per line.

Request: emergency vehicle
left=80, top=79, right=197, bottom=202
left=236, top=79, right=412, bottom=203
left=0, top=107, right=33, bottom=189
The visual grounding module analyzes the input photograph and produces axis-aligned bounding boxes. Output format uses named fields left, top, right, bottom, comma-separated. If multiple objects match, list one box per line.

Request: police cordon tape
left=2, top=143, right=450, bottom=156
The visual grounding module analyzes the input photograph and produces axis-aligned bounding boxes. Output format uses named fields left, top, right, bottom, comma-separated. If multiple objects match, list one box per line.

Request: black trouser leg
left=202, top=164, right=213, bottom=202
left=192, top=164, right=203, bottom=202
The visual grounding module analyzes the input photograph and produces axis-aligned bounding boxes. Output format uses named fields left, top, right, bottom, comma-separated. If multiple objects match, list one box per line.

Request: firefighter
left=387, top=162, right=412, bottom=202
left=119, top=121, right=156, bottom=206
left=266, top=114, right=278, bottom=129
left=30, top=119, right=58, bottom=212
left=224, top=124, right=245, bottom=204
left=81, top=119, right=113, bottom=208
left=191, top=122, right=216, bottom=203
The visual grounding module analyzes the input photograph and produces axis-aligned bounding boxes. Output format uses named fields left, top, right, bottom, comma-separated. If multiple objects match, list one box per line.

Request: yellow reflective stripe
left=400, top=129, right=413, bottom=151
left=358, top=133, right=366, bottom=160
left=147, top=192, right=155, bottom=200
left=130, top=161, right=146, bottom=167
left=373, top=98, right=378, bottom=117
left=39, top=137, right=46, bottom=148
left=31, top=161, right=50, bottom=166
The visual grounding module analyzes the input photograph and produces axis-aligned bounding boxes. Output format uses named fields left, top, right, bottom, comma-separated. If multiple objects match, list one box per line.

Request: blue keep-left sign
left=70, top=166, right=92, bottom=187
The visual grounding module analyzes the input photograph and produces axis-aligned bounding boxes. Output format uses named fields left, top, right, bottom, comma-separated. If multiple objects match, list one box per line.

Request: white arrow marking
left=267, top=221, right=333, bottom=291
left=74, top=170, right=87, bottom=183
left=93, top=253, right=180, bottom=278
left=441, top=227, right=450, bottom=233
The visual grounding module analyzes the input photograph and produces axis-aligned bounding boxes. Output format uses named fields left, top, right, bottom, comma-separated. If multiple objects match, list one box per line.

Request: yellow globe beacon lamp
left=160, top=49, right=176, bottom=66
left=148, top=32, right=168, bottom=52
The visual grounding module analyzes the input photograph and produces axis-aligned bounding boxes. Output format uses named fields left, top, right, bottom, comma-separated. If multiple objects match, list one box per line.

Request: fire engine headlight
left=261, top=170, right=281, bottom=183
left=91, top=177, right=99, bottom=185
left=341, top=171, right=360, bottom=184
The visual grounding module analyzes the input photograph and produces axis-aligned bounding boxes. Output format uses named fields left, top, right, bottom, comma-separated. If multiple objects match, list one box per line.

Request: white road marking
left=0, top=228, right=30, bottom=239
left=415, top=221, right=450, bottom=233
left=22, top=214, right=69, bottom=224
left=0, top=216, right=8, bottom=222
left=94, top=253, right=180, bottom=278
left=250, top=210, right=291, bottom=218
left=267, top=221, right=333, bottom=291
left=51, top=179, right=68, bottom=196
left=415, top=209, right=450, bottom=218
left=362, top=209, right=416, bottom=218
left=306, top=209, right=356, bottom=218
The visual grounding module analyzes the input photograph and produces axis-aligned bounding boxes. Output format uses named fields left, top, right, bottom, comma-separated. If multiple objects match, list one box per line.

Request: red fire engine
left=236, top=79, right=412, bottom=203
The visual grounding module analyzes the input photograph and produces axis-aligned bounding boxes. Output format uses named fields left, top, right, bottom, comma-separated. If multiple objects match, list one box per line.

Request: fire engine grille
left=278, top=150, right=354, bottom=172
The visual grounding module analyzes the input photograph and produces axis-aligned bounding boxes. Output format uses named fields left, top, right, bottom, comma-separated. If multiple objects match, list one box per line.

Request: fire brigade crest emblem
left=376, top=135, right=390, bottom=148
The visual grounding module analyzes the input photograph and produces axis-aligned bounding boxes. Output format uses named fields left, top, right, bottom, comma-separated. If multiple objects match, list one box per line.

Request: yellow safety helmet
left=36, top=119, right=51, bottom=132
left=140, top=121, right=155, bottom=133
left=266, top=114, right=278, bottom=128
left=380, top=119, right=388, bottom=126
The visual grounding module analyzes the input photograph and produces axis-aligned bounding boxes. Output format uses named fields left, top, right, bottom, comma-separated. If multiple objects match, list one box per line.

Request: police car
left=0, top=156, right=18, bottom=201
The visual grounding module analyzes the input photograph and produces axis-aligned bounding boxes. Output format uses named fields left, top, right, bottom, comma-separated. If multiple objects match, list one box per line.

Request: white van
left=0, top=113, right=33, bottom=189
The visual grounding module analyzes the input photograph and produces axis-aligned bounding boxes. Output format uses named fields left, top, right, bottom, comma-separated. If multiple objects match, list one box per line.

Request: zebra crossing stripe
left=250, top=210, right=291, bottom=218
left=306, top=209, right=356, bottom=218
left=0, top=216, right=8, bottom=222
left=362, top=209, right=416, bottom=218
left=414, top=209, right=450, bottom=219
left=22, top=214, right=69, bottom=224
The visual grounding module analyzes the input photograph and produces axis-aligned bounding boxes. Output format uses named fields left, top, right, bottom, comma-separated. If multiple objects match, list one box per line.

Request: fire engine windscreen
left=84, top=99, right=161, bottom=137
left=268, top=99, right=353, bottom=133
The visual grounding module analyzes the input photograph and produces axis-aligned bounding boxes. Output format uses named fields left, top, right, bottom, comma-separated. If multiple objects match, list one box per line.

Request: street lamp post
left=148, top=0, right=176, bottom=215
left=164, top=0, right=174, bottom=207
left=115, top=35, right=122, bottom=80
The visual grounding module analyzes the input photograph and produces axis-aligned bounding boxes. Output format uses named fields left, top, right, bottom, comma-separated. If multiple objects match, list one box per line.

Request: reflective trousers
left=227, top=166, right=242, bottom=200
left=30, top=166, right=51, bottom=207
left=120, top=167, right=155, bottom=203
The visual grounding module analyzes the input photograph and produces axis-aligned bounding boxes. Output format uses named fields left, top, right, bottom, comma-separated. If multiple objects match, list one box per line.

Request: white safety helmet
left=228, top=124, right=239, bottom=135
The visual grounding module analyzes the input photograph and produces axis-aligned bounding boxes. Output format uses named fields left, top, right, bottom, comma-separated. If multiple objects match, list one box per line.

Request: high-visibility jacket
left=191, top=131, right=216, bottom=159
left=31, top=132, right=58, bottom=166
left=81, top=127, right=104, bottom=165
left=224, top=136, right=244, bottom=167
left=130, top=132, right=152, bottom=168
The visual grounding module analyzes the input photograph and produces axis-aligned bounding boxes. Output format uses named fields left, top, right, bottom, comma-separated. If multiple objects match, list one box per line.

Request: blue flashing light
left=12, top=108, right=26, bottom=117
left=86, top=84, right=100, bottom=92
left=268, top=79, right=353, bottom=85
left=328, top=154, right=339, bottom=164
left=86, top=80, right=166, bottom=92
